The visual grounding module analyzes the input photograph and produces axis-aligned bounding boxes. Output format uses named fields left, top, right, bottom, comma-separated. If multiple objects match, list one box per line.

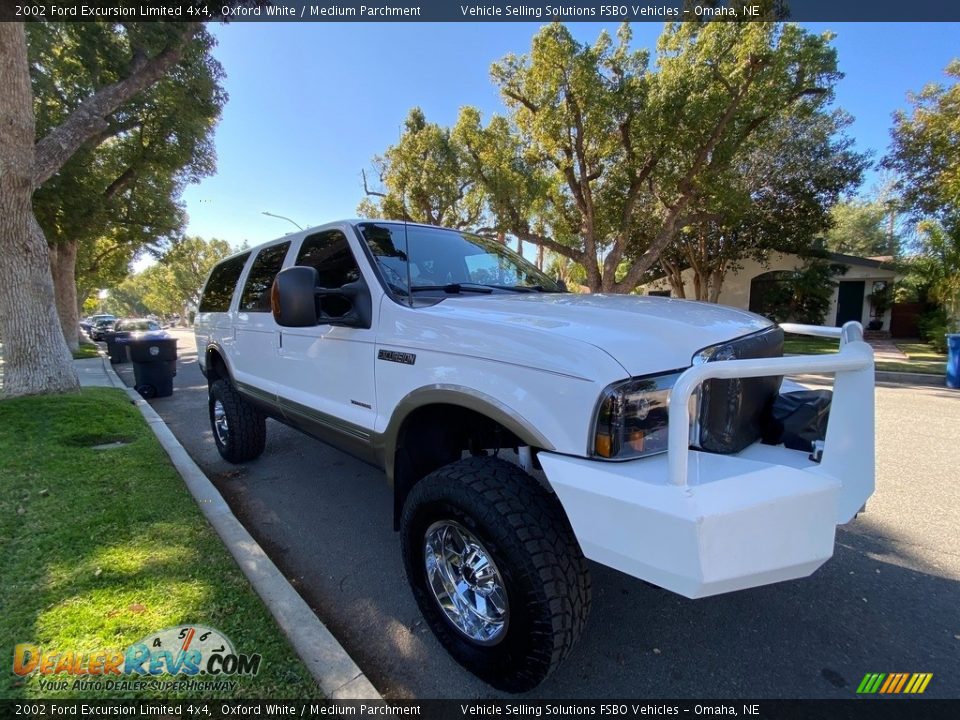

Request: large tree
left=884, top=59, right=960, bottom=220
left=453, top=21, right=841, bottom=292
left=29, top=23, right=225, bottom=352
left=162, top=236, right=233, bottom=322
left=657, top=109, right=866, bottom=301
left=0, top=19, right=227, bottom=397
left=823, top=200, right=898, bottom=258
left=360, top=108, right=483, bottom=229
left=885, top=59, right=960, bottom=327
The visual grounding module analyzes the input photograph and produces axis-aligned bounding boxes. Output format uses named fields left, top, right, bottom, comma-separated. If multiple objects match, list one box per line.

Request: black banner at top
left=3, top=0, right=960, bottom=23
left=1, top=700, right=960, bottom=720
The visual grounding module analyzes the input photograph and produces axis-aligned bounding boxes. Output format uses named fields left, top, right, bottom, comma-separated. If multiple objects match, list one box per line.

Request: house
left=642, top=252, right=900, bottom=331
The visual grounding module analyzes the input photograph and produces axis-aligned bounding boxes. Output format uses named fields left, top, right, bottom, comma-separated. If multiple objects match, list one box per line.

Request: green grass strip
left=0, top=388, right=318, bottom=699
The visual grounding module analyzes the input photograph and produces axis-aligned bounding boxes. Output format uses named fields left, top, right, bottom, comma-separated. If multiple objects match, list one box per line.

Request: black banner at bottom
left=1, top=700, right=958, bottom=720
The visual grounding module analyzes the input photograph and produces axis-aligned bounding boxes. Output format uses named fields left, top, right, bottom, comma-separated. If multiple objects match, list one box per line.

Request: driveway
left=113, top=328, right=960, bottom=699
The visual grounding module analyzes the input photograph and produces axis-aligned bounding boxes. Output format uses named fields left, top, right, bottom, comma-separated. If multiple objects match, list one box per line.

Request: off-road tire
left=209, top=379, right=266, bottom=463
left=400, top=456, right=591, bottom=692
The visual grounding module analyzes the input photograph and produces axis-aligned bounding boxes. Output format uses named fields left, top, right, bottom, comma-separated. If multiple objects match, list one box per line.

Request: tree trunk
left=536, top=243, right=544, bottom=271
left=707, top=269, right=724, bottom=304
left=0, top=23, right=78, bottom=397
left=50, top=240, right=80, bottom=352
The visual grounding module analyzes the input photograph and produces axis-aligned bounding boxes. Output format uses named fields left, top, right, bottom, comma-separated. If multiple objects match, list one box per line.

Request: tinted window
left=199, top=253, right=250, bottom=313
left=296, top=231, right=362, bottom=318
left=356, top=223, right=561, bottom=296
left=239, top=242, right=290, bottom=312
left=296, top=230, right=361, bottom=289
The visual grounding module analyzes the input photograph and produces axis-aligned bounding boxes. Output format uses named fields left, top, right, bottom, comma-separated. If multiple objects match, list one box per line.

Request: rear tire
left=209, top=379, right=266, bottom=463
left=400, top=457, right=591, bottom=692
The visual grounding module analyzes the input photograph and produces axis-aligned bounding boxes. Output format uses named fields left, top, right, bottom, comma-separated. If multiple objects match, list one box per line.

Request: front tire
left=400, top=457, right=591, bottom=692
left=209, top=379, right=266, bottom=463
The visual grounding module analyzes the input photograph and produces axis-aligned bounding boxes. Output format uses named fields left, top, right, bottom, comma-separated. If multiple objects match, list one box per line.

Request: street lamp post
left=261, top=211, right=304, bottom=231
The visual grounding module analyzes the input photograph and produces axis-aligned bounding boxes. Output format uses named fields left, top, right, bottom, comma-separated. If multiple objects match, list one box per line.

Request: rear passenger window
left=239, top=242, right=290, bottom=312
left=199, top=253, right=250, bottom=312
left=296, top=230, right=361, bottom=289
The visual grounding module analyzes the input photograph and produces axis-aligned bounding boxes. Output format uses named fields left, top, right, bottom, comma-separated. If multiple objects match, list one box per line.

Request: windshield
left=356, top=222, right=562, bottom=297
left=118, top=319, right=160, bottom=332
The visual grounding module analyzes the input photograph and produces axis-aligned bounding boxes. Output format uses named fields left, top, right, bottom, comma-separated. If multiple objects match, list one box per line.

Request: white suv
left=195, top=220, right=875, bottom=691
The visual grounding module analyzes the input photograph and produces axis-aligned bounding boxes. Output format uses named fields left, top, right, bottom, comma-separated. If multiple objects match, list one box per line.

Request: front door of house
left=836, top=280, right=865, bottom=327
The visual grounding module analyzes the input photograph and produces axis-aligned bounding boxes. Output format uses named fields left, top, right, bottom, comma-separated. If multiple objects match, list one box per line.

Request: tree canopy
left=29, top=23, right=226, bottom=304
left=884, top=59, right=960, bottom=330
left=884, top=59, right=960, bottom=220
left=657, top=109, right=865, bottom=300
left=824, top=200, right=897, bottom=258
left=363, top=21, right=848, bottom=294
left=107, top=237, right=232, bottom=319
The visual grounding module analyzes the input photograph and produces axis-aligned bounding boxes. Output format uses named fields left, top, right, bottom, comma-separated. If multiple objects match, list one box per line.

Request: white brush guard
left=539, top=322, right=875, bottom=599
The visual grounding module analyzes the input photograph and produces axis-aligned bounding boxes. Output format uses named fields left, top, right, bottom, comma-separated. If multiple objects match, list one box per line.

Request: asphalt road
left=114, top=329, right=960, bottom=699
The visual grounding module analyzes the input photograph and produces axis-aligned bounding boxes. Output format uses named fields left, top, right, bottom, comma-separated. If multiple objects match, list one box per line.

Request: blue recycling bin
left=947, top=334, right=960, bottom=389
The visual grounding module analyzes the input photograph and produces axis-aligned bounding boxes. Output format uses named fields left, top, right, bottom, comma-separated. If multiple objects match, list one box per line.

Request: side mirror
left=271, top=266, right=372, bottom=329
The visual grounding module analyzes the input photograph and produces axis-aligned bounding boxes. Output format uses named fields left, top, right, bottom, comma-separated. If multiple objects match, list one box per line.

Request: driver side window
left=296, top=230, right=362, bottom=318
left=296, top=230, right=361, bottom=288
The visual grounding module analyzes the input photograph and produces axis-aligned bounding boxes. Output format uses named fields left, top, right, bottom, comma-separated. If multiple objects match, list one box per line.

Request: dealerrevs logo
left=13, top=625, right=261, bottom=680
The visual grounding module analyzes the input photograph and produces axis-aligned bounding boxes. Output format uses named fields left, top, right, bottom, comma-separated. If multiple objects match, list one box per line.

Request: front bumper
left=539, top=322, right=875, bottom=599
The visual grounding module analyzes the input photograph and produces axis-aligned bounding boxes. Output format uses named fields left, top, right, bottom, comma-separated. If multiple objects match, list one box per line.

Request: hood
left=419, top=293, right=773, bottom=377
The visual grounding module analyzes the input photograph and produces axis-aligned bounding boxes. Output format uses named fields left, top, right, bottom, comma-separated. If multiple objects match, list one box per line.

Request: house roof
left=826, top=251, right=898, bottom=270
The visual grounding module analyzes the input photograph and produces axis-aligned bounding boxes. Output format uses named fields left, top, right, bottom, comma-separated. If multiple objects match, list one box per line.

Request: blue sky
left=179, top=22, right=959, bottom=250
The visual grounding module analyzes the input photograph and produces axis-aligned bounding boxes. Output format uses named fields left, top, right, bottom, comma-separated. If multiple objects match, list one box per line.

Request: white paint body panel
left=539, top=324, right=874, bottom=598
left=195, top=222, right=877, bottom=601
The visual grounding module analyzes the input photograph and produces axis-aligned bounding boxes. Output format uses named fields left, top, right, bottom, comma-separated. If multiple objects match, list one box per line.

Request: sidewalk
left=864, top=336, right=909, bottom=362
left=75, top=354, right=381, bottom=701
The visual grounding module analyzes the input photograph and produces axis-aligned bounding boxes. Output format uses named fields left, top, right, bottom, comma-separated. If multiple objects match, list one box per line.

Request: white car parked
left=194, top=220, right=875, bottom=691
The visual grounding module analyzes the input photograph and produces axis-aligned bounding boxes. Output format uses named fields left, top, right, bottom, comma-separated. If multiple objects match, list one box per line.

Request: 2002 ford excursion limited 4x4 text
left=195, top=220, right=875, bottom=691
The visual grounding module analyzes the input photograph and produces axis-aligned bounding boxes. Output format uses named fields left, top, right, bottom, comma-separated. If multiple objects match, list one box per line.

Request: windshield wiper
left=409, top=283, right=493, bottom=294
left=488, top=284, right=552, bottom=293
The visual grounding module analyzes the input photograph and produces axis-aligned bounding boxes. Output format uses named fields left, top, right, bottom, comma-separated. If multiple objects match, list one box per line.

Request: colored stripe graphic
left=857, top=672, right=932, bottom=694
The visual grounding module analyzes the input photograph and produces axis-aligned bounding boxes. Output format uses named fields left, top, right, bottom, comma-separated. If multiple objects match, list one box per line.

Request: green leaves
left=885, top=59, right=960, bottom=326
left=360, top=107, right=483, bottom=229
left=109, top=236, right=232, bottom=317
left=885, top=59, right=960, bottom=218
left=27, top=23, right=226, bottom=299
left=362, top=21, right=848, bottom=294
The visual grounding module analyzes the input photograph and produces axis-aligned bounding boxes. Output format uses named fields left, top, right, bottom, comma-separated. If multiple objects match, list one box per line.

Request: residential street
left=116, top=328, right=960, bottom=700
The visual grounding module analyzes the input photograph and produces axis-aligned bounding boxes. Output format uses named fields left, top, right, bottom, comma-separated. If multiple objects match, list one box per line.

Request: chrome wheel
left=424, top=520, right=509, bottom=645
left=213, top=399, right=229, bottom=445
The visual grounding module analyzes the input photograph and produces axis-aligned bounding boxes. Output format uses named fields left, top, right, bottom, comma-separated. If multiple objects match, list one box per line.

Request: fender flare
left=377, top=384, right=555, bottom=486
left=203, top=343, right=234, bottom=382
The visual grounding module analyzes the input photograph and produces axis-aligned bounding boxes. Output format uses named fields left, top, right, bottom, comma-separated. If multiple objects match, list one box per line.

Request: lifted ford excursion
left=195, top=220, right=875, bottom=691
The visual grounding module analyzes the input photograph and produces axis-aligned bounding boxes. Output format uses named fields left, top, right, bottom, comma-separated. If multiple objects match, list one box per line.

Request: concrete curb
left=874, top=370, right=948, bottom=387
left=793, top=369, right=948, bottom=388
left=98, top=356, right=381, bottom=701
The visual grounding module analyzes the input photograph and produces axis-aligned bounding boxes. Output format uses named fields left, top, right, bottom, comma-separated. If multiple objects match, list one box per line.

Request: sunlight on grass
left=0, top=388, right=317, bottom=699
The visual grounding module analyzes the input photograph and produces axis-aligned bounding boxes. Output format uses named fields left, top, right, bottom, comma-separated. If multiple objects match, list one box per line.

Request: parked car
left=89, top=318, right=117, bottom=341
left=194, top=220, right=876, bottom=692
left=112, top=318, right=167, bottom=341
left=82, top=314, right=116, bottom=336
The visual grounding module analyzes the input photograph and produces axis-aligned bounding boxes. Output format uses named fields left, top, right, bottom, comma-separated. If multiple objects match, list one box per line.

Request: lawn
left=783, top=333, right=946, bottom=375
left=0, top=388, right=318, bottom=699
left=71, top=344, right=101, bottom=359
left=782, top=334, right=840, bottom=356
left=877, top=341, right=947, bottom=376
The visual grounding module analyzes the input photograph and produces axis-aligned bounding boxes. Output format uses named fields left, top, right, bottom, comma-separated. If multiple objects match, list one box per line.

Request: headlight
left=592, top=371, right=696, bottom=460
